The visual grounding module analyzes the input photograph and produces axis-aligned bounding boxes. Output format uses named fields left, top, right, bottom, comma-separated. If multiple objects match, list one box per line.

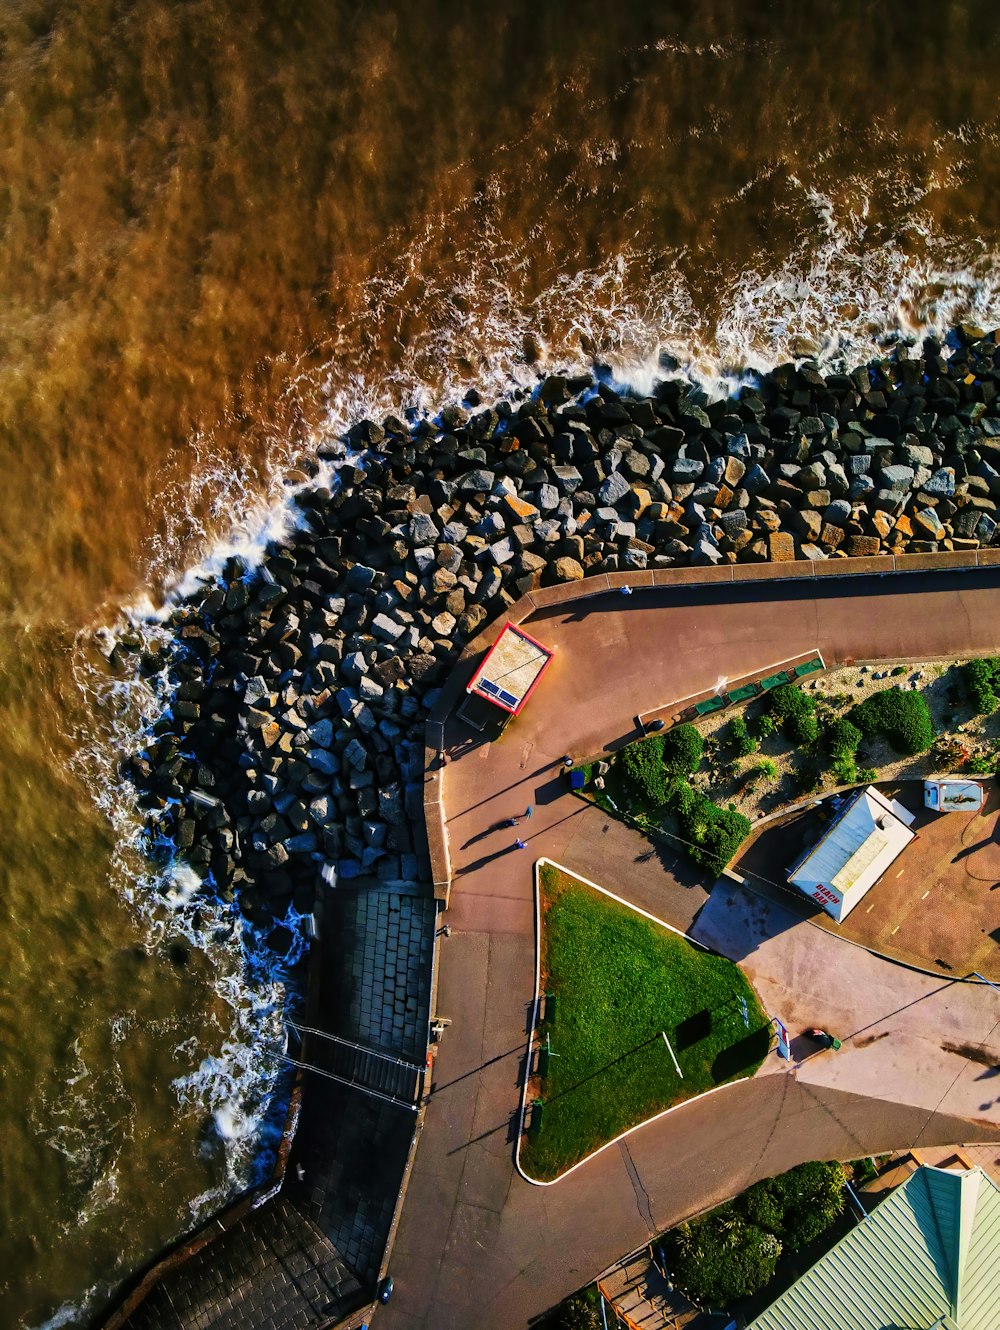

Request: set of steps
left=598, top=1248, right=697, bottom=1329
left=290, top=1022, right=423, bottom=1109
left=322, top=1038, right=422, bottom=1106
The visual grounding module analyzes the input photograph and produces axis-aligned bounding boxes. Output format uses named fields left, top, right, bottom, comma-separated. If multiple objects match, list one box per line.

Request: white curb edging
left=514, top=857, right=767, bottom=1187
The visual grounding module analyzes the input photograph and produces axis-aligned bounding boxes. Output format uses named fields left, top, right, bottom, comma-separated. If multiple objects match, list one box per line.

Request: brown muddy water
left=2, top=1, right=1000, bottom=1325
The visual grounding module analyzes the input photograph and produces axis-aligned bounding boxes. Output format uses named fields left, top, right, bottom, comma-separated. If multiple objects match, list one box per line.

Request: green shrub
left=668, top=1207, right=781, bottom=1308
left=752, top=756, right=778, bottom=780
left=662, top=723, right=704, bottom=774
left=857, top=766, right=878, bottom=783
left=727, top=715, right=756, bottom=756
left=851, top=1157, right=879, bottom=1185
left=616, top=733, right=668, bottom=812
left=664, top=1160, right=847, bottom=1310
left=825, top=717, right=862, bottom=760
left=831, top=754, right=857, bottom=786
left=672, top=788, right=751, bottom=877
left=966, top=753, right=993, bottom=775
left=743, top=1161, right=846, bottom=1252
left=964, top=657, right=1000, bottom=714
left=770, top=684, right=818, bottom=744
left=757, top=1160, right=847, bottom=1250
left=850, top=686, right=934, bottom=755
left=753, top=712, right=776, bottom=739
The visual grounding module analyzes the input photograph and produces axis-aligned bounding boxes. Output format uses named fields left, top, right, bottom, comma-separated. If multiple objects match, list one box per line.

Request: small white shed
left=788, top=786, right=916, bottom=922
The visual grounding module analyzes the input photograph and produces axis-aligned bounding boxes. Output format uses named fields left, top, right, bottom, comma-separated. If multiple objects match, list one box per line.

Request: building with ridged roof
left=749, top=1165, right=1000, bottom=1330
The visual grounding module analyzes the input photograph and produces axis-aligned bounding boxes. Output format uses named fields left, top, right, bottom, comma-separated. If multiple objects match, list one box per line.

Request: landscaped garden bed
left=580, top=656, right=1000, bottom=836
left=520, top=864, right=769, bottom=1182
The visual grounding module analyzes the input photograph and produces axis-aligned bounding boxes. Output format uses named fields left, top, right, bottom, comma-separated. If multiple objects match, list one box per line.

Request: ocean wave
left=70, top=620, right=307, bottom=1231
left=28, top=1286, right=102, bottom=1330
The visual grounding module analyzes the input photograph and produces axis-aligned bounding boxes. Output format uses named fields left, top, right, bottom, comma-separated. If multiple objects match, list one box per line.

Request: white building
left=788, top=786, right=916, bottom=922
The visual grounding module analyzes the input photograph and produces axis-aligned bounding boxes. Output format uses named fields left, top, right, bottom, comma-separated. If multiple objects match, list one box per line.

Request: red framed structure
left=465, top=623, right=554, bottom=717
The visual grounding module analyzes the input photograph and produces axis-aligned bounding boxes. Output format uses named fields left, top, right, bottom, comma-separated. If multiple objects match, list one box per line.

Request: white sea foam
left=28, top=1287, right=102, bottom=1330
left=71, top=620, right=308, bottom=1229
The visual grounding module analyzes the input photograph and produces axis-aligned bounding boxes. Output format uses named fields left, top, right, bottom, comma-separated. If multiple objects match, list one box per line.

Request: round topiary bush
left=825, top=717, right=862, bottom=761
left=769, top=684, right=818, bottom=744
left=662, top=722, right=704, bottom=774
left=850, top=686, right=934, bottom=755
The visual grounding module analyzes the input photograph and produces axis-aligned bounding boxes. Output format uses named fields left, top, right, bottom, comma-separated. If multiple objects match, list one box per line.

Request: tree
left=744, top=1161, right=846, bottom=1251
left=663, top=1160, right=846, bottom=1311
left=772, top=1161, right=847, bottom=1249
left=662, top=723, right=704, bottom=774
left=668, top=1206, right=781, bottom=1308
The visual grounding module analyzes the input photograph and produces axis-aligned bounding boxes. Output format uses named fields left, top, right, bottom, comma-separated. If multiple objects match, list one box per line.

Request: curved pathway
left=385, top=570, right=1000, bottom=1330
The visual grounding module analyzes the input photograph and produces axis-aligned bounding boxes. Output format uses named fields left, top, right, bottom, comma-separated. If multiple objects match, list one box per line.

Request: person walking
left=507, top=804, right=534, bottom=827
left=514, top=838, right=527, bottom=850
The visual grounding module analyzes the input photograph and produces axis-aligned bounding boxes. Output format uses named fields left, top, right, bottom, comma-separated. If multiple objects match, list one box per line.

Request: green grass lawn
left=521, top=865, right=770, bottom=1181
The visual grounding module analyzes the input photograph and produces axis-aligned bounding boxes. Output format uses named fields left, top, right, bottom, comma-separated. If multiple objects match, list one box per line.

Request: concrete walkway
left=692, top=880, right=1000, bottom=1119
left=385, top=570, right=1000, bottom=1330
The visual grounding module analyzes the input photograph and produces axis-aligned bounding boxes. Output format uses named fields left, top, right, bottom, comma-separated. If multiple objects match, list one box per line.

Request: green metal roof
left=748, top=1166, right=1000, bottom=1330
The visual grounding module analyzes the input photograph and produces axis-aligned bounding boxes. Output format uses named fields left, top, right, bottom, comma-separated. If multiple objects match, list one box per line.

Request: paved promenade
left=385, top=569, right=1000, bottom=1330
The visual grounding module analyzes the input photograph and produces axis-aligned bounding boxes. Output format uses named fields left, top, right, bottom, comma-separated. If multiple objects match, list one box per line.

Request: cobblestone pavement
left=326, top=886, right=436, bottom=1061
left=124, top=1197, right=361, bottom=1330
left=286, top=1078, right=415, bottom=1287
